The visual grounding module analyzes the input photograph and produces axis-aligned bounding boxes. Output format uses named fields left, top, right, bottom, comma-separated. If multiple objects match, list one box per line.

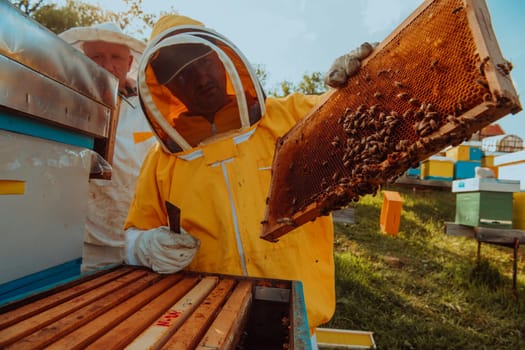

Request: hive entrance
left=261, top=0, right=521, bottom=241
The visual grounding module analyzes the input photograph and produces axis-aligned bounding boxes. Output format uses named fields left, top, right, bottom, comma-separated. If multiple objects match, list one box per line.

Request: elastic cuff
left=124, top=228, right=142, bottom=266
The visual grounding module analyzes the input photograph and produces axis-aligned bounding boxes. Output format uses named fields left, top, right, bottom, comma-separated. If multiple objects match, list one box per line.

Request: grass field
left=324, top=184, right=525, bottom=350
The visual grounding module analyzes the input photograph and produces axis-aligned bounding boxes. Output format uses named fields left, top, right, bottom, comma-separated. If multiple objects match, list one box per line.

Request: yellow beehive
left=481, top=151, right=505, bottom=177
left=513, top=192, right=525, bottom=229
left=446, top=143, right=483, bottom=161
left=420, top=157, right=455, bottom=181
left=482, top=153, right=496, bottom=167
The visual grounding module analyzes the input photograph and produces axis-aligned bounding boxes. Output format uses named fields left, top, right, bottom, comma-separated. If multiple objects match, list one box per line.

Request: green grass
left=324, top=184, right=525, bottom=350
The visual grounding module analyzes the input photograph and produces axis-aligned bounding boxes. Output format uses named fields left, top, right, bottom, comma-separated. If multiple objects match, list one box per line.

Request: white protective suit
left=59, top=23, right=156, bottom=271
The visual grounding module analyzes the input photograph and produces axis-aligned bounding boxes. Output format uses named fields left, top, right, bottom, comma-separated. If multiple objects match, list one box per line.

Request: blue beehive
left=455, top=160, right=481, bottom=179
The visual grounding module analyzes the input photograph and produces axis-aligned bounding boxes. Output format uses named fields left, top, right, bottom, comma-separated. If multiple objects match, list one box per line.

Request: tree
left=297, top=72, right=327, bottom=95
left=253, top=64, right=328, bottom=97
left=10, top=0, right=109, bottom=34
left=8, top=0, right=170, bottom=39
left=267, top=72, right=328, bottom=97
left=12, top=0, right=326, bottom=98
left=35, top=1, right=105, bottom=34
left=253, top=63, right=268, bottom=91
left=10, top=0, right=45, bottom=15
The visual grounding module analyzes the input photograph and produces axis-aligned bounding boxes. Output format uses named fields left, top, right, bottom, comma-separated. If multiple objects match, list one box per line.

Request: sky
left=67, top=0, right=524, bottom=139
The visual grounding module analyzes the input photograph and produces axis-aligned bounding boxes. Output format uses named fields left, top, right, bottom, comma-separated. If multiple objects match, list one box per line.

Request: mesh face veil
left=138, top=24, right=266, bottom=153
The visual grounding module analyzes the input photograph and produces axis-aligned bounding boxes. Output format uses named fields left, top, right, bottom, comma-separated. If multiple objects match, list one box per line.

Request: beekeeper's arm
left=123, top=146, right=200, bottom=274
left=324, top=42, right=378, bottom=88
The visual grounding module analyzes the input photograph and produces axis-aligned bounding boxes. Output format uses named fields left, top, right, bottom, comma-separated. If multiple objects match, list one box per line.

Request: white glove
left=124, top=226, right=200, bottom=274
left=324, top=42, right=379, bottom=88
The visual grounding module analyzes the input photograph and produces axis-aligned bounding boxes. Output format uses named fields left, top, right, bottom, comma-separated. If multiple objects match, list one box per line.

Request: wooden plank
left=0, top=258, right=81, bottom=302
left=445, top=222, right=525, bottom=244
left=332, top=207, right=355, bottom=224
left=196, top=280, right=253, bottom=350
left=465, top=0, right=521, bottom=110
left=395, top=175, right=452, bottom=189
left=126, top=276, right=219, bottom=350
left=0, top=268, right=148, bottom=348
left=48, top=273, right=183, bottom=350
left=84, top=276, right=200, bottom=350
left=0, top=267, right=132, bottom=329
left=445, top=222, right=476, bottom=238
left=291, top=281, right=311, bottom=349
left=4, top=271, right=162, bottom=350
left=474, top=227, right=525, bottom=244
left=163, top=278, right=237, bottom=350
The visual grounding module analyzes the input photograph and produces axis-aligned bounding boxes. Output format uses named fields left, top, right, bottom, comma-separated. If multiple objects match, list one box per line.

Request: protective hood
left=59, top=22, right=145, bottom=83
left=138, top=15, right=266, bottom=153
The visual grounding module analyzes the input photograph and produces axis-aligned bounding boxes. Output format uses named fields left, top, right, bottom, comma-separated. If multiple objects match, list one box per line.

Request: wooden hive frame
left=261, top=0, right=521, bottom=241
left=0, top=266, right=311, bottom=349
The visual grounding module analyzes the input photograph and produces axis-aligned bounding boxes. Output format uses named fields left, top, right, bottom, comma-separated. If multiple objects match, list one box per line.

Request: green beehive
left=455, top=191, right=513, bottom=228
left=453, top=178, right=519, bottom=228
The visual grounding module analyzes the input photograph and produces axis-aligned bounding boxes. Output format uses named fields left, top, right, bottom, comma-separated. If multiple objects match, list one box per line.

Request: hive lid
left=493, top=150, right=525, bottom=166
left=452, top=178, right=520, bottom=193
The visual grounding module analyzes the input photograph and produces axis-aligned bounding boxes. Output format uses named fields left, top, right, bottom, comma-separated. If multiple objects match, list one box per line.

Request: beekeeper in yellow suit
left=123, top=14, right=374, bottom=338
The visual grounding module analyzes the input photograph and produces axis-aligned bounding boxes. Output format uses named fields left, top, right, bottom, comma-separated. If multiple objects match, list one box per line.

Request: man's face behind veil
left=166, top=52, right=229, bottom=116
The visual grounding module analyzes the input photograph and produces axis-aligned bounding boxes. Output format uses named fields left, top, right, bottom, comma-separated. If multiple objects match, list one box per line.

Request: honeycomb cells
left=262, top=0, right=520, bottom=241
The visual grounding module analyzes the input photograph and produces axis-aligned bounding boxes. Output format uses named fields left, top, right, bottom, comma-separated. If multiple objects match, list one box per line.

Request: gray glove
left=125, top=226, right=200, bottom=274
left=325, top=42, right=379, bottom=88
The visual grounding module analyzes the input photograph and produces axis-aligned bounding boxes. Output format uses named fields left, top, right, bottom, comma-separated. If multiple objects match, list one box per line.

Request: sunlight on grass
left=327, top=184, right=525, bottom=350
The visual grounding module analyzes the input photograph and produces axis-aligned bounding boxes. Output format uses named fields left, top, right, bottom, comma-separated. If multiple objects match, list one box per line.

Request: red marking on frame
left=156, top=309, right=182, bottom=327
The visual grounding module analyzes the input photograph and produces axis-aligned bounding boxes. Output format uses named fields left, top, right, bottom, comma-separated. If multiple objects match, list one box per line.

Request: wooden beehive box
left=454, top=160, right=481, bottom=179
left=420, top=157, right=455, bottom=181
left=0, top=266, right=311, bottom=349
left=261, top=0, right=521, bottom=241
left=494, top=150, right=525, bottom=191
left=513, top=193, right=525, bottom=230
left=455, top=191, right=513, bottom=228
left=446, top=144, right=483, bottom=161
left=452, top=178, right=519, bottom=228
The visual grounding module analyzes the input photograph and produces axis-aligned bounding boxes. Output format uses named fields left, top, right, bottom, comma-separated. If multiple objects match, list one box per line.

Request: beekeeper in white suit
left=59, top=23, right=156, bottom=272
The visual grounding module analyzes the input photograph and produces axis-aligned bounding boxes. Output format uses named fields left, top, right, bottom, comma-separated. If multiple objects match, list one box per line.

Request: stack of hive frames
left=0, top=266, right=311, bottom=349
left=261, top=0, right=521, bottom=241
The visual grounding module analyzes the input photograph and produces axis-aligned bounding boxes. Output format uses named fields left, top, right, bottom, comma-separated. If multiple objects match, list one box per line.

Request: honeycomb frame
left=261, top=0, right=521, bottom=241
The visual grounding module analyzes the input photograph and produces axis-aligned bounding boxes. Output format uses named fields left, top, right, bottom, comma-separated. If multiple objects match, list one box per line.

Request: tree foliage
left=8, top=0, right=170, bottom=39
left=10, top=0, right=107, bottom=33
left=11, top=0, right=45, bottom=15
left=262, top=71, right=328, bottom=97
left=12, top=0, right=326, bottom=97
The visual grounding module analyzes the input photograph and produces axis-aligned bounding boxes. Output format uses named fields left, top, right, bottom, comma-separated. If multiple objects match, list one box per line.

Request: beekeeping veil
left=59, top=22, right=145, bottom=83
left=137, top=15, right=266, bottom=153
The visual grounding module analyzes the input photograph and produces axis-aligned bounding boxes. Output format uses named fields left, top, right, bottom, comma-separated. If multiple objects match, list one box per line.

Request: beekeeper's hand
left=324, top=42, right=379, bottom=88
left=124, top=226, right=200, bottom=274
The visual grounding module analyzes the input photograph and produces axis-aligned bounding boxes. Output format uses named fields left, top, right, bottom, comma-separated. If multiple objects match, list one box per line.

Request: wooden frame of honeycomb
left=261, top=0, right=521, bottom=241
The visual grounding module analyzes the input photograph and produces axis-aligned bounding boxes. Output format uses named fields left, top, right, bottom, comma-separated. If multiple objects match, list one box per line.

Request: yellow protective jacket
left=126, top=15, right=335, bottom=331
